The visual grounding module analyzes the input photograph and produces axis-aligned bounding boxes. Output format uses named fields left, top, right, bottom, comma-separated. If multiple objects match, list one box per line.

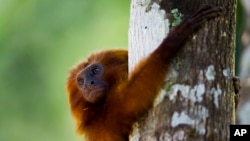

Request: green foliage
left=171, top=8, right=182, bottom=27
left=0, top=0, right=129, bottom=141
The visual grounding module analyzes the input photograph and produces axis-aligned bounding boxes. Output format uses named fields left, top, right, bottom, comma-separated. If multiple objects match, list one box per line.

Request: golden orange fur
left=66, top=6, right=221, bottom=141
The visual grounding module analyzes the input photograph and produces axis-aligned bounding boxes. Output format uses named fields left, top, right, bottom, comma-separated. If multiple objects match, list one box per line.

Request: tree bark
left=129, top=0, right=236, bottom=141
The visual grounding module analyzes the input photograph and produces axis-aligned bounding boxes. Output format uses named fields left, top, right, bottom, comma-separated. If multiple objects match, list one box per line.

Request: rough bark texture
left=129, top=0, right=236, bottom=141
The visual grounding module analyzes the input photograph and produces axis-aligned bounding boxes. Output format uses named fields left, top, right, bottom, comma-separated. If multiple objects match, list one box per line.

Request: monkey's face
left=76, top=63, right=107, bottom=103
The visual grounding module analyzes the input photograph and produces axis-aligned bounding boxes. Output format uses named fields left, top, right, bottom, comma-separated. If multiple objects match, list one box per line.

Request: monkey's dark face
left=76, top=63, right=107, bottom=103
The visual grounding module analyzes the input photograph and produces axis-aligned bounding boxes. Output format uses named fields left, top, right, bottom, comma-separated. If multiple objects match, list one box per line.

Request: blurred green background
left=0, top=0, right=129, bottom=141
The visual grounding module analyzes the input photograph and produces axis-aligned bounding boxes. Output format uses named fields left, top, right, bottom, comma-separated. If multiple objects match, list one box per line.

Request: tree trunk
left=128, top=0, right=236, bottom=141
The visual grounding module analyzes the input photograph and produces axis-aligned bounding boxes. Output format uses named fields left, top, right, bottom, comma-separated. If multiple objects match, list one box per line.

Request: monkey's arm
left=122, top=5, right=222, bottom=116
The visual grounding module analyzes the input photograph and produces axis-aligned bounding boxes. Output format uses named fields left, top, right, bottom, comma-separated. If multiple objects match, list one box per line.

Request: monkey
left=66, top=5, right=222, bottom=141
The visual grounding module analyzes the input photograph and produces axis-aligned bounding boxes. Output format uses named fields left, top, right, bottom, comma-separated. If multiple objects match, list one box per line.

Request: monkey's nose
left=82, top=78, right=96, bottom=90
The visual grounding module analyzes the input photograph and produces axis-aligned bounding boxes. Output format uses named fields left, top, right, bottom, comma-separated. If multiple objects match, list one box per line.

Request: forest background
left=0, top=0, right=129, bottom=141
left=0, top=0, right=248, bottom=141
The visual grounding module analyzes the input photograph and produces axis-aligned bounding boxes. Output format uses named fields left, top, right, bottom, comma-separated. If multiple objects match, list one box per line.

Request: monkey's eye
left=92, top=67, right=100, bottom=75
left=77, top=78, right=84, bottom=85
